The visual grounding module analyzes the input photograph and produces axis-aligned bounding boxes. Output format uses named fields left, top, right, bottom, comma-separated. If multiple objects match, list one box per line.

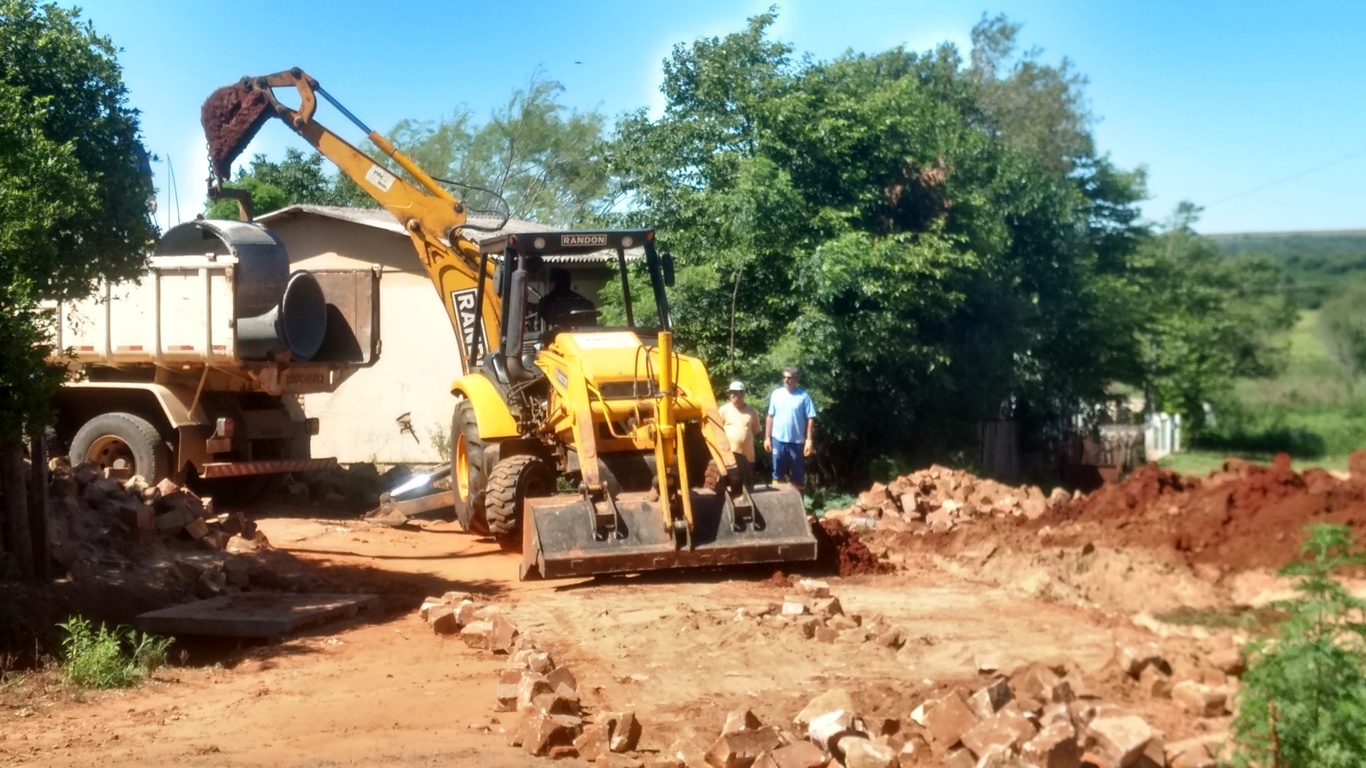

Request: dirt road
left=1, top=511, right=1239, bottom=766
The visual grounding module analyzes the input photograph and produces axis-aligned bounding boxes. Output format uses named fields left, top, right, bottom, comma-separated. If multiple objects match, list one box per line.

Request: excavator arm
left=201, top=68, right=501, bottom=367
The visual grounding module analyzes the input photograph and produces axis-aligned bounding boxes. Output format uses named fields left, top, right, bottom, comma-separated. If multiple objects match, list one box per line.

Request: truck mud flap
left=521, top=486, right=817, bottom=580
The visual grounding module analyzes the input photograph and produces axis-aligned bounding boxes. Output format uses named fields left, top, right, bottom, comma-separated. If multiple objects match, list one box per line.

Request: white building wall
left=274, top=220, right=461, bottom=464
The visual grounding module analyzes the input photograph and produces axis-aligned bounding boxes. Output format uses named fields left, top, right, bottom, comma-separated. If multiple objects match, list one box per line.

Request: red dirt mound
left=815, top=519, right=893, bottom=577
left=1052, top=462, right=1192, bottom=522
left=1062, top=454, right=1366, bottom=571
left=862, top=452, right=1366, bottom=576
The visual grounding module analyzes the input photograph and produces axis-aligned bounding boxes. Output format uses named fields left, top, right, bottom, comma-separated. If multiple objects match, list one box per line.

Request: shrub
left=59, top=617, right=172, bottom=689
left=1230, top=524, right=1366, bottom=767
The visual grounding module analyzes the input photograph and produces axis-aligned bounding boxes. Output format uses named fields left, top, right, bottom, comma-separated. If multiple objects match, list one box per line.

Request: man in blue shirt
left=763, top=366, right=817, bottom=492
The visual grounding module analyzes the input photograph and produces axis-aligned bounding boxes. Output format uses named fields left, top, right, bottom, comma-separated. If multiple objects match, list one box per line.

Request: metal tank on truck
left=48, top=218, right=381, bottom=498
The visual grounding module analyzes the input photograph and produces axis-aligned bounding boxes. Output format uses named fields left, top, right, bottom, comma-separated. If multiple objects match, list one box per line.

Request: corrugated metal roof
left=255, top=205, right=639, bottom=263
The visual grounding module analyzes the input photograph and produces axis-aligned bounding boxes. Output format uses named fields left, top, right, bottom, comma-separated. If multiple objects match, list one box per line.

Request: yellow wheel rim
left=455, top=433, right=470, bottom=501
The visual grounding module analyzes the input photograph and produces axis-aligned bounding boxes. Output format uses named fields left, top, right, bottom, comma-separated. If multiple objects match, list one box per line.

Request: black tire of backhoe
left=451, top=398, right=490, bottom=534
left=484, top=454, right=554, bottom=551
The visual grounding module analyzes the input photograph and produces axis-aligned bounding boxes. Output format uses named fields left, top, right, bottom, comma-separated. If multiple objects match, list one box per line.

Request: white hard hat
left=727, top=381, right=746, bottom=392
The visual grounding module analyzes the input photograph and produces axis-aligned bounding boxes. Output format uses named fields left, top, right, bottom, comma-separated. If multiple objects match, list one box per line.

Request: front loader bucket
left=202, top=82, right=273, bottom=181
left=521, top=486, right=817, bottom=580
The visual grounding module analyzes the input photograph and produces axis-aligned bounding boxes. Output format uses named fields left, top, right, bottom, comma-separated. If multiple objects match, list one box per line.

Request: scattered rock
left=1088, top=714, right=1155, bottom=768
left=575, top=720, right=613, bottom=762
left=460, top=620, right=494, bottom=648
left=767, top=740, right=827, bottom=768
left=969, top=678, right=1013, bottom=718
left=794, top=688, right=855, bottom=729
left=722, top=708, right=763, bottom=736
left=1137, top=665, right=1172, bottom=699
left=1171, top=681, right=1229, bottom=718
left=795, top=579, right=830, bottom=598
left=811, top=597, right=843, bottom=619
left=705, top=726, right=785, bottom=768
left=1021, top=720, right=1081, bottom=768
left=609, top=712, right=642, bottom=753
left=1117, top=644, right=1170, bottom=679
left=837, top=734, right=897, bottom=768
left=807, top=709, right=857, bottom=752
left=921, top=690, right=981, bottom=750
left=1207, top=645, right=1245, bottom=678
left=488, top=614, right=518, bottom=654
left=494, top=669, right=522, bottom=712
left=521, top=711, right=583, bottom=757
left=961, top=706, right=1037, bottom=758
left=428, top=604, right=460, bottom=635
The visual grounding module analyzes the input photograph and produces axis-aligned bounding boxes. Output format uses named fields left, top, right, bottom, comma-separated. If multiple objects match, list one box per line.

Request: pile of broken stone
left=48, top=461, right=268, bottom=595
left=745, top=578, right=908, bottom=650
left=422, top=585, right=1243, bottom=767
left=665, top=645, right=1234, bottom=768
left=822, top=465, right=1076, bottom=536
left=420, top=591, right=644, bottom=766
left=54, top=461, right=254, bottom=549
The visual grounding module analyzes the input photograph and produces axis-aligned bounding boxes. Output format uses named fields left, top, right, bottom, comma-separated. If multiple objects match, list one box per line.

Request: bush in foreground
left=59, top=617, right=171, bottom=689
left=1231, top=524, right=1366, bottom=767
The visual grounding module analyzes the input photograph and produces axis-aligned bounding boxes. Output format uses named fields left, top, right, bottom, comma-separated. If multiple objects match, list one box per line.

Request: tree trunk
left=1, top=443, right=34, bottom=578
left=28, top=429, right=49, bottom=580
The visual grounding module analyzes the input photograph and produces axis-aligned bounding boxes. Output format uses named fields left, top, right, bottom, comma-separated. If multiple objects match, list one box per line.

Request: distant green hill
left=1208, top=229, right=1366, bottom=308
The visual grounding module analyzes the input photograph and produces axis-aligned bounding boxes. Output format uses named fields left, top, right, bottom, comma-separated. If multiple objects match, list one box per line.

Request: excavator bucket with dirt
left=201, top=82, right=274, bottom=182
left=520, top=484, right=816, bottom=580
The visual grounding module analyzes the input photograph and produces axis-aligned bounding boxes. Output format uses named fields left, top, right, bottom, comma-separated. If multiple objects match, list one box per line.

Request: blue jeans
left=772, top=440, right=805, bottom=486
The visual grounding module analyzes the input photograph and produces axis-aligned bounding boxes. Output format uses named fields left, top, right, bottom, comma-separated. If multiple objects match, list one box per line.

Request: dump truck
left=49, top=218, right=381, bottom=495
left=200, top=68, right=817, bottom=578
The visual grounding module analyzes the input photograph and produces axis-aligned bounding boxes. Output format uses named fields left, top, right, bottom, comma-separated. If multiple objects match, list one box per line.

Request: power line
left=166, top=156, right=181, bottom=226
left=1203, top=148, right=1366, bottom=208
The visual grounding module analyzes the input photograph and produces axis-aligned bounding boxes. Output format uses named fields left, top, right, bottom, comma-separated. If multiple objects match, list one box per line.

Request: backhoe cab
left=455, top=230, right=818, bottom=579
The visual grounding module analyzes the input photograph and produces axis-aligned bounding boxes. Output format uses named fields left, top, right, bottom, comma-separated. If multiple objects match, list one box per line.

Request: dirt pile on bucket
left=201, top=83, right=273, bottom=181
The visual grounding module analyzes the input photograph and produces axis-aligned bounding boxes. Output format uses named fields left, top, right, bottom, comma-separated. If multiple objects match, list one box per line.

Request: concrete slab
left=135, top=593, right=381, bottom=638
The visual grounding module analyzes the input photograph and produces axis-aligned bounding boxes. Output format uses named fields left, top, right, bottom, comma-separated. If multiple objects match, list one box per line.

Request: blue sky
left=72, top=0, right=1366, bottom=235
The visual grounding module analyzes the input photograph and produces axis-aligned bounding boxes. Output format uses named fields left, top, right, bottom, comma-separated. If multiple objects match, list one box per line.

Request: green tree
left=608, top=12, right=1149, bottom=482
left=1318, top=285, right=1366, bottom=397
left=968, top=14, right=1095, bottom=175
left=381, top=73, right=612, bottom=226
left=1232, top=524, right=1366, bottom=768
left=205, top=148, right=333, bottom=218
left=0, top=0, right=156, bottom=576
left=1138, top=203, right=1295, bottom=426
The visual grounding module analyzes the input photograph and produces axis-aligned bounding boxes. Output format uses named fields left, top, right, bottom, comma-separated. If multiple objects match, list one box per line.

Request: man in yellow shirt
left=718, top=380, right=761, bottom=485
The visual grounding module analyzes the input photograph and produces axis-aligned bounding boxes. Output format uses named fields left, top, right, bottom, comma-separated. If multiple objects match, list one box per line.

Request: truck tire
left=451, top=398, right=490, bottom=534
left=69, top=412, right=170, bottom=483
left=484, top=454, right=554, bottom=551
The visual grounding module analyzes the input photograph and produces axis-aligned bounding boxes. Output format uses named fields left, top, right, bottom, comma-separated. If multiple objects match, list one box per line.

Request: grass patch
left=1158, top=449, right=1350, bottom=477
left=59, top=617, right=172, bottom=689
left=1188, top=310, right=1366, bottom=468
left=1154, top=605, right=1287, bottom=632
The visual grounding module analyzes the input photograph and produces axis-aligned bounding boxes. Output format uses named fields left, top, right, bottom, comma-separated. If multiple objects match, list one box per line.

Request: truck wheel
left=69, top=412, right=170, bottom=483
left=484, top=454, right=554, bottom=551
left=451, top=398, right=489, bottom=534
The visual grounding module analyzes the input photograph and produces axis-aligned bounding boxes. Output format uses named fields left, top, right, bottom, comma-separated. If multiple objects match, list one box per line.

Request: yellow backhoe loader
left=200, top=68, right=817, bottom=579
